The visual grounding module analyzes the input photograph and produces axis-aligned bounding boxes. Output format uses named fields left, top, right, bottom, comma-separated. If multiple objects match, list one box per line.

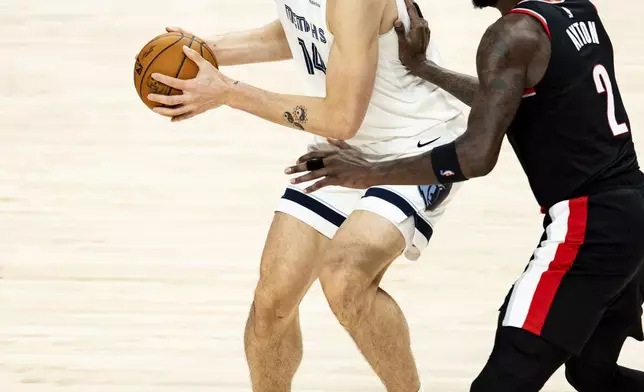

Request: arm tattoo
left=454, top=15, right=542, bottom=177
left=283, top=105, right=308, bottom=130
left=416, top=61, right=479, bottom=107
left=490, top=78, right=509, bottom=91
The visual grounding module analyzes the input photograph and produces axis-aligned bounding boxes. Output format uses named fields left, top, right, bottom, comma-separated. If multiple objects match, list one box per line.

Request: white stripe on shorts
left=502, top=201, right=571, bottom=328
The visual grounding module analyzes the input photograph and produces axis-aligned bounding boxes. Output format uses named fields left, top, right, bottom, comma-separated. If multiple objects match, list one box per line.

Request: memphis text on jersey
left=284, top=5, right=327, bottom=44
left=284, top=4, right=328, bottom=75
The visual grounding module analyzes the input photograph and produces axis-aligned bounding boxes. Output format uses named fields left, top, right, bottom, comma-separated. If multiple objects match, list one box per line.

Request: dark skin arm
left=410, top=60, right=480, bottom=107
left=395, top=0, right=479, bottom=106
left=285, top=14, right=547, bottom=193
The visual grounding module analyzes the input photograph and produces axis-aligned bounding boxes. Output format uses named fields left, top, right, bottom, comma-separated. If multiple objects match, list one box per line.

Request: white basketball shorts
left=277, top=115, right=466, bottom=260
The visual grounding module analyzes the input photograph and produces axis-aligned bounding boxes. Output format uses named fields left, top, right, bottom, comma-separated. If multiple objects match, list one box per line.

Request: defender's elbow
left=464, top=153, right=498, bottom=179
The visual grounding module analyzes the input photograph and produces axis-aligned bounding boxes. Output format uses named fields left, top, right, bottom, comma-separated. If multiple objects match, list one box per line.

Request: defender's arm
left=287, top=14, right=544, bottom=192
left=373, top=15, right=540, bottom=183
left=410, top=60, right=480, bottom=107
left=395, top=0, right=479, bottom=106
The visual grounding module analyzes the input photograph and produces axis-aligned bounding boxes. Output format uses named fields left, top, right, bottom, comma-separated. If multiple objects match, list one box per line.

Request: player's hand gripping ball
left=133, top=29, right=218, bottom=112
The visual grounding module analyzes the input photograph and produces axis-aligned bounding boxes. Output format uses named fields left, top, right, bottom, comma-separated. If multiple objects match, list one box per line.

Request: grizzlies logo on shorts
left=418, top=184, right=453, bottom=211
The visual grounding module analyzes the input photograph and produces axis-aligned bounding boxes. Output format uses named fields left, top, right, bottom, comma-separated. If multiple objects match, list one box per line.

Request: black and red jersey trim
left=509, top=7, right=552, bottom=39
left=523, top=87, right=537, bottom=98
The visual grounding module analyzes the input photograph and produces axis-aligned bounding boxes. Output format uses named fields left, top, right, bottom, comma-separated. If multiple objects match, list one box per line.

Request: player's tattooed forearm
left=283, top=105, right=308, bottom=130
left=416, top=61, right=479, bottom=106
left=441, top=72, right=479, bottom=106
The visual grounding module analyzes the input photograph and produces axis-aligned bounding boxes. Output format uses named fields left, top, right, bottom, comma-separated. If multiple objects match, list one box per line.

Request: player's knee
left=319, top=248, right=376, bottom=328
left=250, top=284, right=300, bottom=338
left=321, top=275, right=365, bottom=328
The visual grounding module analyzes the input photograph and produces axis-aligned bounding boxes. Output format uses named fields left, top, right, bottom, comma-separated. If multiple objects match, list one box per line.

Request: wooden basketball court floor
left=1, top=0, right=642, bottom=390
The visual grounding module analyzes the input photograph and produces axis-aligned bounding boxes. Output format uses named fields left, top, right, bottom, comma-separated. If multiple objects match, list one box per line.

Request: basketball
left=134, top=32, right=218, bottom=109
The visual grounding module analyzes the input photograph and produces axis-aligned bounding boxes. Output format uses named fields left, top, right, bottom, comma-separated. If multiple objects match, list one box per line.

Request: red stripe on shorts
left=522, top=196, right=589, bottom=335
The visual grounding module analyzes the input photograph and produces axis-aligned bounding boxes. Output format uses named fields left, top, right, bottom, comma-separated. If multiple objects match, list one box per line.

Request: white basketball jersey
left=274, top=0, right=465, bottom=152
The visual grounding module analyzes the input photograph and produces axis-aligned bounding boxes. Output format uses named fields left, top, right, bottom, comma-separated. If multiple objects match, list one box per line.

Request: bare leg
left=320, top=211, right=420, bottom=392
left=245, top=212, right=329, bottom=392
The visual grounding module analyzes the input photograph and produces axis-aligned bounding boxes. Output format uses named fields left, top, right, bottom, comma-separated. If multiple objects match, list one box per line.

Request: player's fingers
left=326, top=138, right=353, bottom=150
left=304, top=178, right=333, bottom=194
left=290, top=169, right=330, bottom=185
left=403, top=0, right=420, bottom=22
left=414, top=2, right=424, bottom=18
left=285, top=158, right=327, bottom=175
left=183, top=45, right=208, bottom=68
left=167, top=26, right=196, bottom=36
left=284, top=162, right=307, bottom=174
left=286, top=152, right=334, bottom=174
left=295, top=151, right=335, bottom=165
left=394, top=20, right=406, bottom=38
left=147, top=93, right=187, bottom=106
left=151, top=73, right=188, bottom=90
left=152, top=104, right=191, bottom=117
left=171, top=112, right=196, bottom=122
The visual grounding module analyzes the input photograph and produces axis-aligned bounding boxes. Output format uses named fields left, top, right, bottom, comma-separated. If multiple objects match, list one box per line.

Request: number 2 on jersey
left=593, top=64, right=629, bottom=136
left=298, top=38, right=326, bottom=75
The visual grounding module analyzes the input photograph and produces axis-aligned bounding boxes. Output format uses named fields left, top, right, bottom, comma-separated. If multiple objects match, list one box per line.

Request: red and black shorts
left=499, top=186, right=644, bottom=355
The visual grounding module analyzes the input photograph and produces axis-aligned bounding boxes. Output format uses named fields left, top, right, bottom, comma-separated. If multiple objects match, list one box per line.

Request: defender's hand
left=285, top=140, right=380, bottom=193
left=395, top=0, right=431, bottom=74
left=147, top=46, right=235, bottom=122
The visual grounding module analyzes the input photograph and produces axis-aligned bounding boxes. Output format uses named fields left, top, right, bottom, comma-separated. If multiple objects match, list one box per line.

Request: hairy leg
left=320, top=211, right=420, bottom=392
left=245, top=212, right=329, bottom=392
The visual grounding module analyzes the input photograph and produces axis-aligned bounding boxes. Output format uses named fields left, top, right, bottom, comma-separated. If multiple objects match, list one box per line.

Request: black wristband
left=430, top=142, right=468, bottom=184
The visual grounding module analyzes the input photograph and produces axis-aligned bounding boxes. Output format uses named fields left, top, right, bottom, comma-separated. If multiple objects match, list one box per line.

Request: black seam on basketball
left=201, top=43, right=217, bottom=67
left=169, top=35, right=196, bottom=97
left=138, top=35, right=185, bottom=100
left=168, top=32, right=186, bottom=97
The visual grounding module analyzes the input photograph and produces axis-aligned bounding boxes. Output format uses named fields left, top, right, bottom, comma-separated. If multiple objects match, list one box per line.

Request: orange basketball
left=134, top=32, right=218, bottom=109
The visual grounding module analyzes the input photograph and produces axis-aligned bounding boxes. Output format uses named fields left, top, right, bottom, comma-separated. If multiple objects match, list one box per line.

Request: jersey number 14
left=298, top=38, right=326, bottom=75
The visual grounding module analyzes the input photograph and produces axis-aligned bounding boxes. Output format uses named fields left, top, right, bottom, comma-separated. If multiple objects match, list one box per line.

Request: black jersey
left=506, top=0, right=642, bottom=208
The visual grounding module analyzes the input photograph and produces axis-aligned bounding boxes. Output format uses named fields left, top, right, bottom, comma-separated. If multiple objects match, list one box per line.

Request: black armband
left=430, top=142, right=468, bottom=184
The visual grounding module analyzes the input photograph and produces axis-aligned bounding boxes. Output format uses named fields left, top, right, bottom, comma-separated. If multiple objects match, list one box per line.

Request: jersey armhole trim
left=523, top=87, right=537, bottom=98
left=509, top=8, right=552, bottom=39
